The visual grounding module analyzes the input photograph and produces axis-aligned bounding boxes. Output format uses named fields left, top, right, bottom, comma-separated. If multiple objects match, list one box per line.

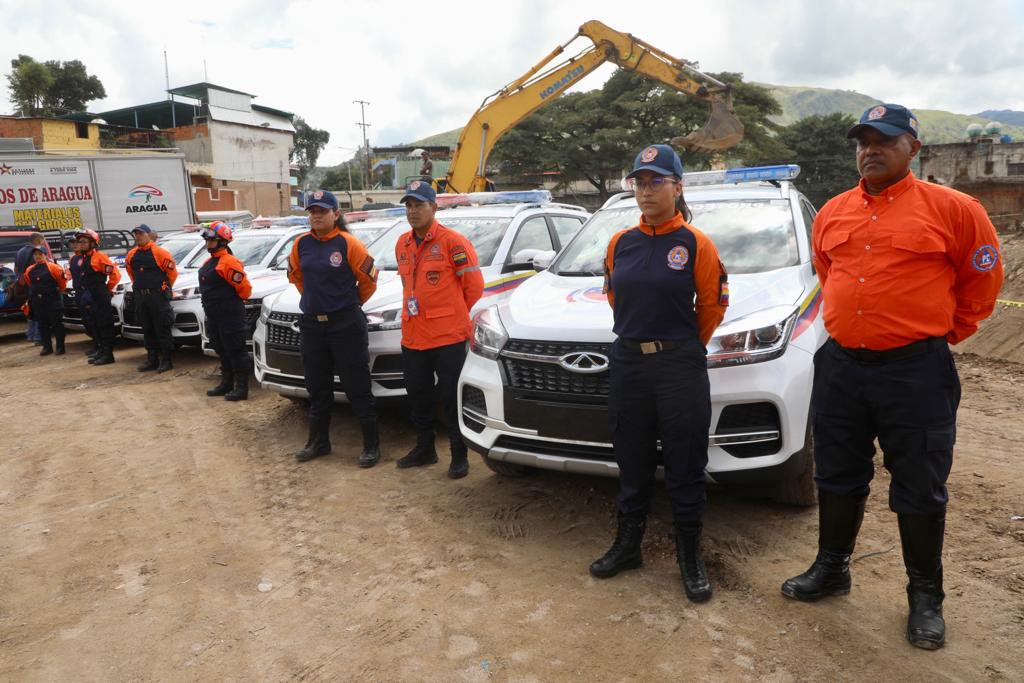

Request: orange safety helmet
left=201, top=221, right=234, bottom=243
left=73, top=228, right=100, bottom=244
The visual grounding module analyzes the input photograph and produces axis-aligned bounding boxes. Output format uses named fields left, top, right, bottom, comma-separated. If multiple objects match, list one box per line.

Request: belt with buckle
left=831, top=336, right=945, bottom=364
left=136, top=287, right=159, bottom=295
left=620, top=339, right=681, bottom=354
left=302, top=306, right=356, bottom=324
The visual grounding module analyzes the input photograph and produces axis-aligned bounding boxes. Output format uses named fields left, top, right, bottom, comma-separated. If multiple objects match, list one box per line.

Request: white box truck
left=0, top=151, right=195, bottom=233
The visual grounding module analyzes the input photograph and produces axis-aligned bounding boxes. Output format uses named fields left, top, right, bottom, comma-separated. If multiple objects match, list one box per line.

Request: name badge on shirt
left=407, top=295, right=419, bottom=316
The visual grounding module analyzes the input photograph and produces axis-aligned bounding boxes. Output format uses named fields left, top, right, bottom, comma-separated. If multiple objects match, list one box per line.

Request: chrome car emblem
left=558, top=351, right=609, bottom=374
left=290, top=320, right=301, bottom=333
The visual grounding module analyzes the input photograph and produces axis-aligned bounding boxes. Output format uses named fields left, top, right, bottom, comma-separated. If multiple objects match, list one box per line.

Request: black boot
left=396, top=431, right=438, bottom=468
left=85, top=342, right=99, bottom=357
left=295, top=418, right=331, bottom=462
left=138, top=351, right=159, bottom=372
left=156, top=352, right=173, bottom=374
left=39, top=344, right=53, bottom=356
left=55, top=338, right=66, bottom=355
left=782, top=490, right=867, bottom=601
left=447, top=438, right=469, bottom=479
left=207, top=368, right=234, bottom=397
left=899, top=511, right=946, bottom=650
left=676, top=524, right=713, bottom=602
left=357, top=421, right=381, bottom=468
left=224, top=374, right=249, bottom=401
left=589, top=514, right=646, bottom=578
left=91, top=342, right=115, bottom=366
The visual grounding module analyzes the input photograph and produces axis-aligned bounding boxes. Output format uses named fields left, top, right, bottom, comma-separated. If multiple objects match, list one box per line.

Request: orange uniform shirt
left=813, top=172, right=1003, bottom=350
left=396, top=221, right=485, bottom=350
left=22, top=261, right=69, bottom=291
left=206, top=248, right=252, bottom=300
left=84, top=249, right=122, bottom=293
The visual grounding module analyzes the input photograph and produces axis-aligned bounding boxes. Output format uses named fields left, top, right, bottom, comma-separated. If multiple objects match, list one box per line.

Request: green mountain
left=408, top=84, right=1024, bottom=148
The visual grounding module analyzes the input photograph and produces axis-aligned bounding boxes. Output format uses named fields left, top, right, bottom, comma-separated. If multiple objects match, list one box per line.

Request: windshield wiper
left=557, top=270, right=601, bottom=276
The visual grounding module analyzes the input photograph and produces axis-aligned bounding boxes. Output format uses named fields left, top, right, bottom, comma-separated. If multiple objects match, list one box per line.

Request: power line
left=353, top=100, right=371, bottom=189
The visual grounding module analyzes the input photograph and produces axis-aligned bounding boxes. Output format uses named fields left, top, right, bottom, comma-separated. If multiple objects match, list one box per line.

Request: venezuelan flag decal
left=791, top=285, right=822, bottom=341
left=482, top=272, right=534, bottom=297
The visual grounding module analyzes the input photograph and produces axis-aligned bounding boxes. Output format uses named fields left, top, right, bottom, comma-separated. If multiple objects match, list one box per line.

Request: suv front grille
left=267, top=311, right=300, bottom=349
left=500, top=339, right=611, bottom=403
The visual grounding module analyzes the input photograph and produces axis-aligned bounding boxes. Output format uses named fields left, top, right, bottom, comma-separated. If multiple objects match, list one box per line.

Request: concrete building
left=0, top=117, right=101, bottom=151
left=920, top=129, right=1024, bottom=230
left=97, top=83, right=295, bottom=216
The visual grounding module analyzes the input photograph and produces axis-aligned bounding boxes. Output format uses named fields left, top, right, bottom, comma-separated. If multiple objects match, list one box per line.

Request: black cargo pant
left=812, top=338, right=960, bottom=515
left=33, top=291, right=65, bottom=351
left=204, top=300, right=250, bottom=380
left=609, top=339, right=711, bottom=525
left=80, top=286, right=116, bottom=347
left=401, top=341, right=467, bottom=443
left=134, top=288, right=174, bottom=356
left=299, top=306, right=376, bottom=426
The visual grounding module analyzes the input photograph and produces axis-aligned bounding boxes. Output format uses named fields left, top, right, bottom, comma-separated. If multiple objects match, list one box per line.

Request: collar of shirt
left=309, top=227, right=341, bottom=242
left=858, top=169, right=916, bottom=205
left=405, top=221, right=442, bottom=247
left=211, top=248, right=229, bottom=258
left=637, top=211, right=685, bottom=236
left=137, top=242, right=154, bottom=251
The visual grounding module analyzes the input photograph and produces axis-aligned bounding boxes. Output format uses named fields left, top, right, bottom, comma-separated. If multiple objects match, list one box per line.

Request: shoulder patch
left=451, top=246, right=468, bottom=265
left=972, top=245, right=999, bottom=272
left=104, top=265, right=114, bottom=274
left=666, top=245, right=689, bottom=270
left=359, top=254, right=376, bottom=275
left=719, top=274, right=730, bottom=306
left=231, top=270, right=244, bottom=283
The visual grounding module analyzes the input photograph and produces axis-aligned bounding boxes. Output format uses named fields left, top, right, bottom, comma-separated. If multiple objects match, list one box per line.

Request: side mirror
left=503, top=248, right=544, bottom=273
left=531, top=250, right=556, bottom=271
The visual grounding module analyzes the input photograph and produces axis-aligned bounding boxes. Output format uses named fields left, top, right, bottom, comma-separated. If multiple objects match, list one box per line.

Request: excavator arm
left=441, top=20, right=744, bottom=193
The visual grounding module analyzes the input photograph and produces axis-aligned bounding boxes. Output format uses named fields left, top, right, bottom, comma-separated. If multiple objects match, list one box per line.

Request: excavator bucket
left=671, top=95, right=745, bottom=154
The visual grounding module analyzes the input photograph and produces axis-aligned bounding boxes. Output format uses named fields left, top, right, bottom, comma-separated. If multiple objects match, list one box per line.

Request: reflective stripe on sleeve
left=455, top=266, right=481, bottom=277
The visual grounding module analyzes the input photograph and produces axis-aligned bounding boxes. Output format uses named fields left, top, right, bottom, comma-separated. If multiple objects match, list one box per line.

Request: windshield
left=553, top=199, right=800, bottom=276
left=187, top=234, right=279, bottom=268
left=159, top=239, right=200, bottom=265
left=0, top=235, right=29, bottom=262
left=369, top=216, right=511, bottom=270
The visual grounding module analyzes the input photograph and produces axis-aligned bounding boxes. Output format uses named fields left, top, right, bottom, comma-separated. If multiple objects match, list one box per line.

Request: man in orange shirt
left=395, top=181, right=484, bottom=478
left=782, top=104, right=1004, bottom=651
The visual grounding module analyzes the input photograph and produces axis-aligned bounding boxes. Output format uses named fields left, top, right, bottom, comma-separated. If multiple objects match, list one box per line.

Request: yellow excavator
left=438, top=20, right=745, bottom=193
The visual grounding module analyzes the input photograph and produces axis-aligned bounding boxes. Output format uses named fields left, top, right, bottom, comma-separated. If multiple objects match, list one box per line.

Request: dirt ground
left=1, top=322, right=1022, bottom=681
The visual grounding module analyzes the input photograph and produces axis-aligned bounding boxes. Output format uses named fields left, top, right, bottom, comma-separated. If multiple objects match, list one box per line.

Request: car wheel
left=774, top=424, right=816, bottom=507
left=483, top=455, right=534, bottom=478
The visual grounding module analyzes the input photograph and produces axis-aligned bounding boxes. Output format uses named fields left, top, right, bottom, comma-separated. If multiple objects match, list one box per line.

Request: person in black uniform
left=69, top=229, right=121, bottom=366
left=287, top=190, right=381, bottom=467
left=68, top=235, right=99, bottom=355
left=590, top=144, right=728, bottom=603
left=125, top=224, right=178, bottom=373
left=21, top=247, right=69, bottom=356
left=199, top=221, right=253, bottom=401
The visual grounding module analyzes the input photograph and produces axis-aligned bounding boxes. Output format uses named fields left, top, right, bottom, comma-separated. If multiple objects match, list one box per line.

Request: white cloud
left=3, top=0, right=1023, bottom=165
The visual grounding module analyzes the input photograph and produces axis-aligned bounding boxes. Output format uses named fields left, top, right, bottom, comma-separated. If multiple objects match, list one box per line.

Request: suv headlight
left=707, top=305, right=797, bottom=369
left=470, top=306, right=508, bottom=360
left=366, top=307, right=402, bottom=332
left=258, top=299, right=271, bottom=324
left=172, top=286, right=200, bottom=301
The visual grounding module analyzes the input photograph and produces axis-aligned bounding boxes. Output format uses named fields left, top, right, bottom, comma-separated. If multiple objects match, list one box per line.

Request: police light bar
left=435, top=193, right=472, bottom=209
left=466, top=190, right=552, bottom=205
left=682, top=164, right=801, bottom=187
left=343, top=207, right=406, bottom=223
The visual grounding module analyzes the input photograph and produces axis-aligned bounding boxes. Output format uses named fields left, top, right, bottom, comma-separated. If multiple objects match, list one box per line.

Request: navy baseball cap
left=305, top=189, right=339, bottom=211
left=132, top=224, right=153, bottom=234
left=847, top=103, right=919, bottom=139
left=400, top=179, right=436, bottom=204
left=626, top=144, right=685, bottom=179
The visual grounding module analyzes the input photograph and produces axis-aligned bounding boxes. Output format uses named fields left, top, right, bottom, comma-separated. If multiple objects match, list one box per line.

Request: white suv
left=458, top=166, right=825, bottom=505
left=253, top=191, right=591, bottom=401
left=120, top=226, right=307, bottom=346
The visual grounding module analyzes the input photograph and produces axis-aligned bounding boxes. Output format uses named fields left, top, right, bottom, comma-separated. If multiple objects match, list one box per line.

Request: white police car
left=120, top=226, right=307, bottom=346
left=458, top=166, right=826, bottom=505
left=253, top=191, right=591, bottom=400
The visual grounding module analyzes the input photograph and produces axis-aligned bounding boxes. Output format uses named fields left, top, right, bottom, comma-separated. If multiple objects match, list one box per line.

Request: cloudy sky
left=4, top=0, right=1024, bottom=165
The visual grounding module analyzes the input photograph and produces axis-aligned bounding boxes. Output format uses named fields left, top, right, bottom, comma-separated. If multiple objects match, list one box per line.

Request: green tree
left=775, top=112, right=859, bottom=208
left=491, top=69, right=786, bottom=200
left=42, top=59, right=106, bottom=114
left=291, top=117, right=331, bottom=184
left=7, top=55, right=54, bottom=116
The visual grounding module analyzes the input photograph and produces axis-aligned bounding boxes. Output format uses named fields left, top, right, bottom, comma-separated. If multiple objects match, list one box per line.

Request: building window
left=75, top=122, right=89, bottom=139
left=221, top=179, right=228, bottom=186
left=1008, top=162, right=1024, bottom=176
left=984, top=161, right=995, bottom=175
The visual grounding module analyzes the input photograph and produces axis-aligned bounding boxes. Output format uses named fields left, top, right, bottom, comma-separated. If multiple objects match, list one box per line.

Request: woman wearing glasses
left=590, top=144, right=729, bottom=603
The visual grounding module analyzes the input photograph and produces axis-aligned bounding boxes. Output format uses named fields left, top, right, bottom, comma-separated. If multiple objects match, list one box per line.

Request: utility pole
left=353, top=100, right=371, bottom=190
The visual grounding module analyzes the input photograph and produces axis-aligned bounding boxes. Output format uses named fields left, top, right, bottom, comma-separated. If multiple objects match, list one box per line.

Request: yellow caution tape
left=996, top=299, right=1024, bottom=308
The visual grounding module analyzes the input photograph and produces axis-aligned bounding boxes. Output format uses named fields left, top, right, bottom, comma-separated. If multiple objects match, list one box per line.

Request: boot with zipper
left=899, top=511, right=947, bottom=650
left=782, top=489, right=867, bottom=601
